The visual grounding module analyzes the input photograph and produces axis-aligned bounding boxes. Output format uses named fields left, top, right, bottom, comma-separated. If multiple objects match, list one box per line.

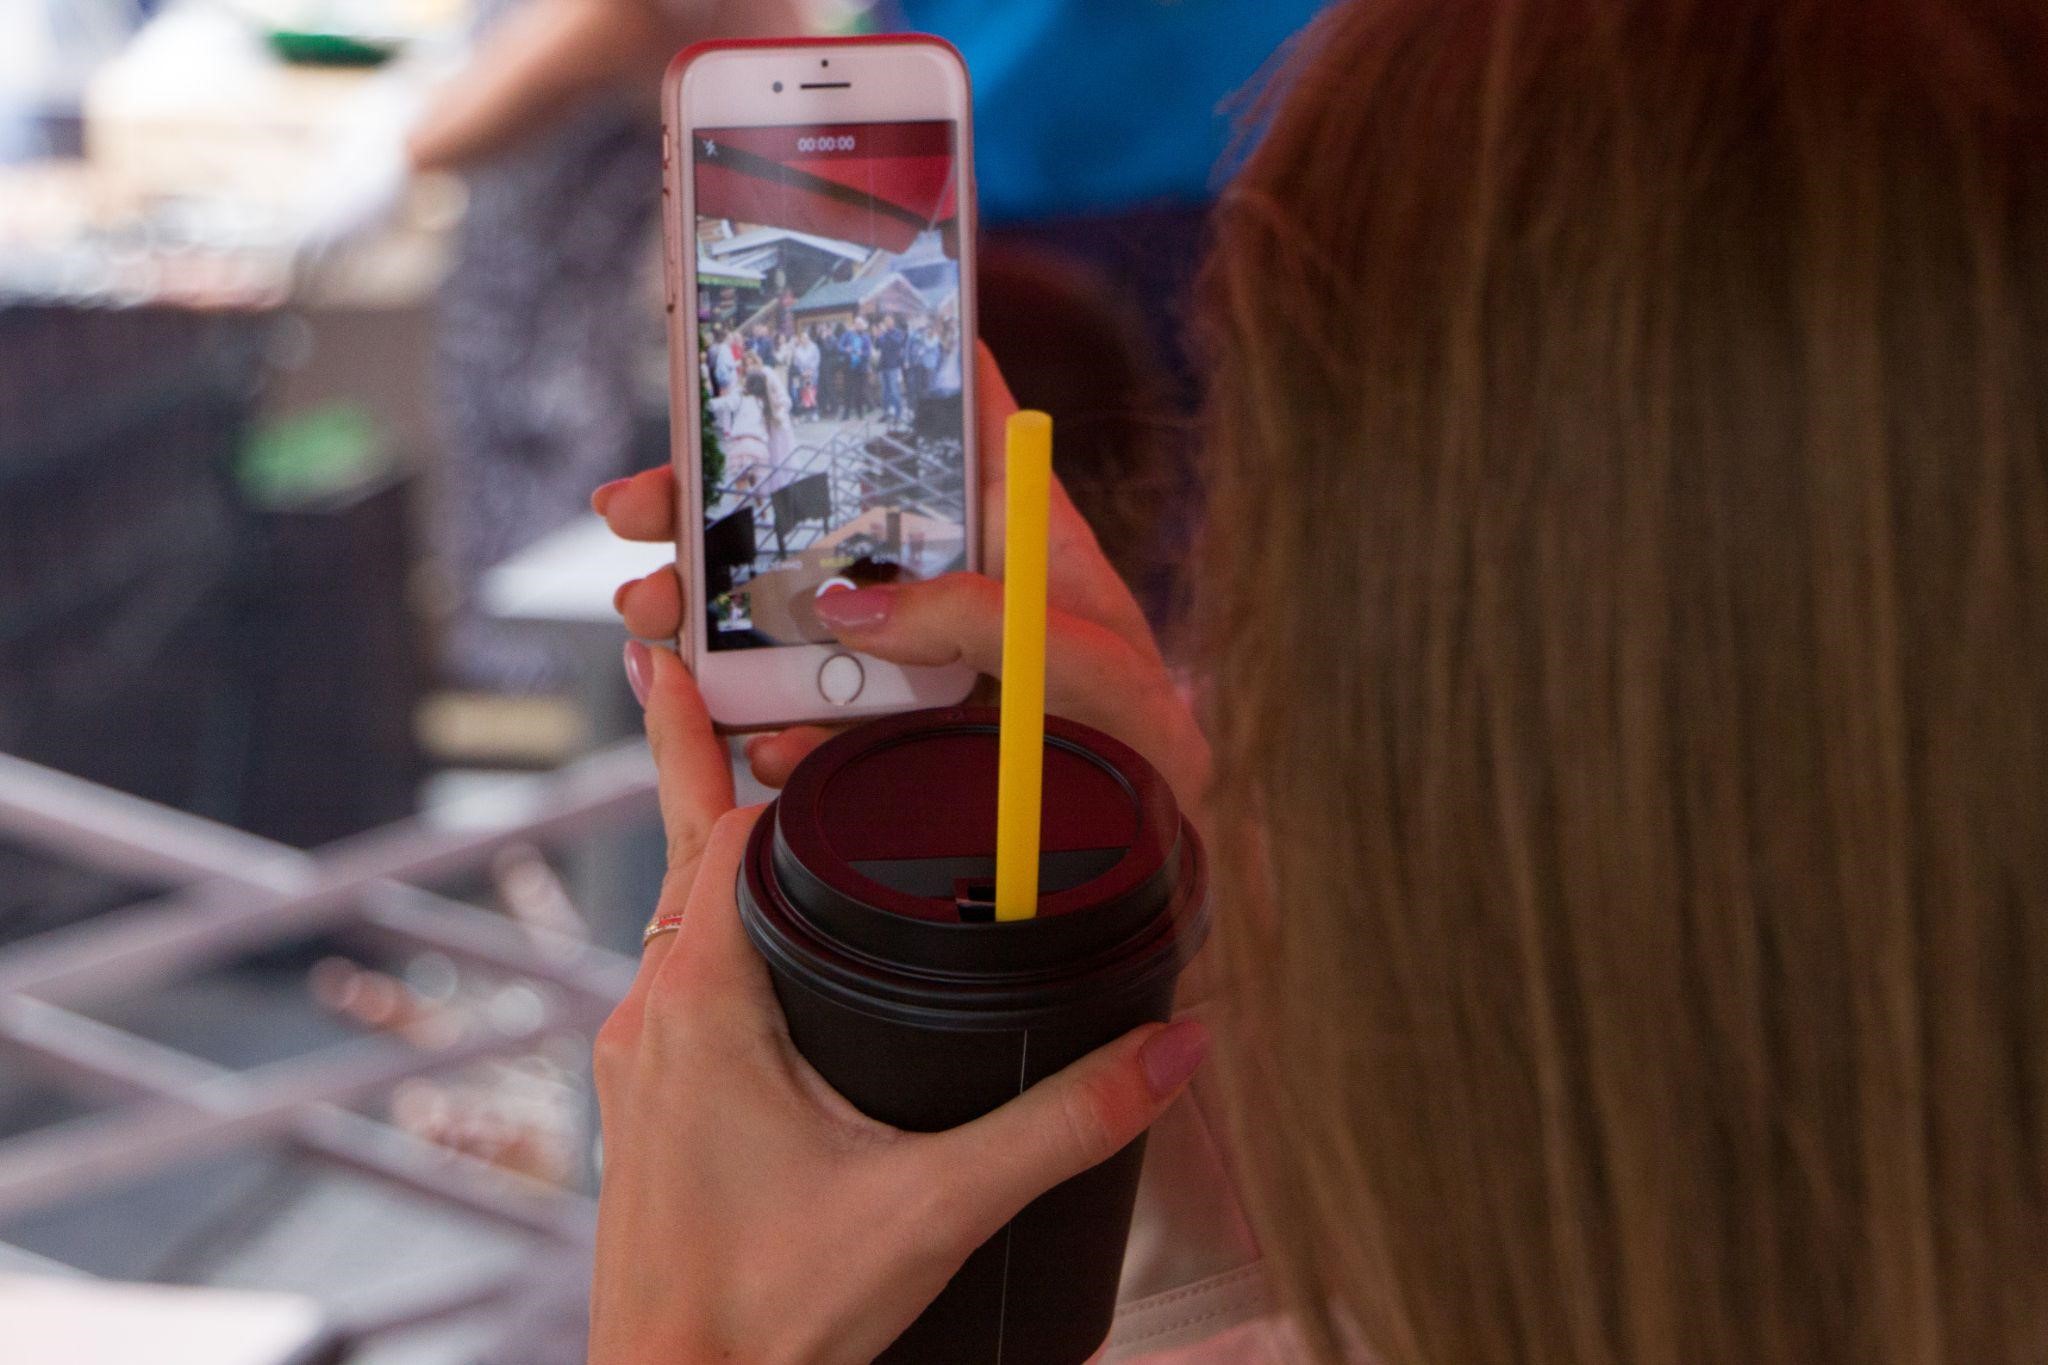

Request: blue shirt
left=885, top=0, right=1329, bottom=222
left=876, top=327, right=908, bottom=369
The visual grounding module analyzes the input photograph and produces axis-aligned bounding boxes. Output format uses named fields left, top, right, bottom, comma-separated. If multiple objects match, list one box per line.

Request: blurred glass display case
left=1, top=0, right=467, bottom=844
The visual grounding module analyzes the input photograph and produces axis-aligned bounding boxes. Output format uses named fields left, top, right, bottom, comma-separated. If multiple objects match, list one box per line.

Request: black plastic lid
left=739, top=707, right=1207, bottom=1027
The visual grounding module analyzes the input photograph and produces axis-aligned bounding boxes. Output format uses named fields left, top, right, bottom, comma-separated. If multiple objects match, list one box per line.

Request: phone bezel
left=661, top=37, right=980, bottom=732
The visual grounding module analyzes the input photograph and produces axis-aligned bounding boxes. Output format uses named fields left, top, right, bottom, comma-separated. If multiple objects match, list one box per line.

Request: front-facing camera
left=773, top=81, right=784, bottom=92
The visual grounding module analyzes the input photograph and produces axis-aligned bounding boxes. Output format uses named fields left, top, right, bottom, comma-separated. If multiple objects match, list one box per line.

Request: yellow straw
left=994, top=410, right=1053, bottom=921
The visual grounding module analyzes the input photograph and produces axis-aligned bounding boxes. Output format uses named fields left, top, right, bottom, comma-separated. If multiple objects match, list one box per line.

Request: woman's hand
left=805, top=571, right=1209, bottom=806
left=588, top=644, right=1210, bottom=1364
left=594, top=344, right=1209, bottom=804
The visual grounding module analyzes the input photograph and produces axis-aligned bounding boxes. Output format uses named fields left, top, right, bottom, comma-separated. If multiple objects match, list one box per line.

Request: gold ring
left=642, top=913, right=686, bottom=945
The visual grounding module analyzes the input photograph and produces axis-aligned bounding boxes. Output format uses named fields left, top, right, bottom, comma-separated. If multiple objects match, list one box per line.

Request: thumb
left=812, top=573, right=1154, bottom=734
left=918, top=1018, right=1210, bottom=1246
left=813, top=574, right=1208, bottom=801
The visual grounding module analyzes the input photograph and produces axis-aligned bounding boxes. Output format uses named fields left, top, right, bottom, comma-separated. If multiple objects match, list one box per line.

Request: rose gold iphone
left=660, top=35, right=980, bottom=730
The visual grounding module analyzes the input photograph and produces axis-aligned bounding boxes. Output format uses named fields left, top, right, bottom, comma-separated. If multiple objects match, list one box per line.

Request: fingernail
left=742, top=735, right=767, bottom=762
left=813, top=586, right=895, bottom=631
left=624, top=639, right=654, bottom=708
left=592, top=478, right=630, bottom=514
left=1140, top=1019, right=1210, bottom=1098
left=612, top=577, right=635, bottom=614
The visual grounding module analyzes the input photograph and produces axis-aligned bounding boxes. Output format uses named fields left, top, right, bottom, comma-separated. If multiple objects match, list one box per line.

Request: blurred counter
left=1, top=1, right=472, bottom=842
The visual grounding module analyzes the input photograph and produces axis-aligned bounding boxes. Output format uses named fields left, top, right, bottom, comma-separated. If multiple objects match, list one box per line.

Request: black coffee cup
left=737, top=706, right=1209, bottom=1364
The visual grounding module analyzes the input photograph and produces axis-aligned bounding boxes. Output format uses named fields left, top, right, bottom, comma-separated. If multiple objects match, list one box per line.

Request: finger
left=1042, top=521, right=1161, bottom=671
left=622, top=642, right=737, bottom=1015
left=744, top=726, right=837, bottom=788
left=594, top=465, right=678, bottom=543
left=599, top=354, right=1155, bottom=660
left=617, top=567, right=685, bottom=643
left=971, top=345, right=1159, bottom=665
left=632, top=644, right=735, bottom=989
left=972, top=341, right=1065, bottom=577
left=649, top=804, right=771, bottom=1007
left=972, top=341, right=1021, bottom=491
left=597, top=803, right=762, bottom=1112
left=914, top=1018, right=1210, bottom=1248
left=644, top=642, right=736, bottom=876
left=812, top=575, right=1204, bottom=796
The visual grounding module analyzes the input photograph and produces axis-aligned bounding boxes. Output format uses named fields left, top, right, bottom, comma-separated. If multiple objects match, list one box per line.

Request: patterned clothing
left=434, top=1, right=664, bottom=689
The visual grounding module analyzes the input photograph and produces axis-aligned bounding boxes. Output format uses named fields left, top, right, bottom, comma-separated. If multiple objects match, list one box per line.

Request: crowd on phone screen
left=700, top=310, right=964, bottom=499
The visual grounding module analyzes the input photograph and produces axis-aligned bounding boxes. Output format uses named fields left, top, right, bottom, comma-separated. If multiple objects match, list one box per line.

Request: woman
left=761, top=362, right=796, bottom=472
left=794, top=327, right=823, bottom=418
left=706, top=369, right=770, bottom=501
left=590, top=0, right=2048, bottom=1360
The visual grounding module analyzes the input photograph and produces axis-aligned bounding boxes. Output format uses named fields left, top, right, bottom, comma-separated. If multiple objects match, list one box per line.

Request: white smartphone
left=660, top=35, right=980, bottom=730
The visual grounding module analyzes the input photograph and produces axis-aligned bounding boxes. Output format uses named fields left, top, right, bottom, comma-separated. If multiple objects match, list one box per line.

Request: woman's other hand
left=595, top=345, right=1205, bottom=801
left=804, top=570, right=1209, bottom=807
left=589, top=643, right=1209, bottom=1363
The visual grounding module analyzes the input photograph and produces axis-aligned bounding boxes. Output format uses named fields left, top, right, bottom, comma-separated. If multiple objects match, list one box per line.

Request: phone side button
left=817, top=653, right=865, bottom=706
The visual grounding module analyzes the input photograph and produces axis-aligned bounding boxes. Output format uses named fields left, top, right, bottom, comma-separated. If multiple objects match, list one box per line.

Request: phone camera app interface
left=691, top=121, right=966, bottom=652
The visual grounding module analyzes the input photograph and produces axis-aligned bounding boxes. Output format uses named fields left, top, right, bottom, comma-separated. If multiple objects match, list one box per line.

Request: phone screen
left=690, top=120, right=969, bottom=652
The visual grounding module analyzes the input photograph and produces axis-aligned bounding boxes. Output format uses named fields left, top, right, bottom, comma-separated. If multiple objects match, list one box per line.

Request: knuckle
left=963, top=571, right=1005, bottom=609
left=1056, top=1075, right=1129, bottom=1170
left=655, top=865, right=694, bottom=914
left=591, top=1009, right=637, bottom=1086
left=709, top=807, right=755, bottom=843
left=904, top=1166, right=988, bottom=1260
left=925, top=570, right=992, bottom=612
left=594, top=1002, right=637, bottom=1054
left=639, top=979, right=743, bottom=1062
left=1136, top=666, right=1185, bottom=728
left=639, top=975, right=692, bottom=1028
left=664, top=822, right=712, bottom=874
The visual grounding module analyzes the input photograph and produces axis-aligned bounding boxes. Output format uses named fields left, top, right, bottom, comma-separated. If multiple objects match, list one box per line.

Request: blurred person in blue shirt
left=887, top=0, right=1327, bottom=225
left=891, top=1, right=1335, bottom=607
left=881, top=1, right=1328, bottom=612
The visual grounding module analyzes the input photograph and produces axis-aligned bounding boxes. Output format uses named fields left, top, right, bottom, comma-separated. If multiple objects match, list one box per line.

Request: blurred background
left=0, top=0, right=1319, bottom=1359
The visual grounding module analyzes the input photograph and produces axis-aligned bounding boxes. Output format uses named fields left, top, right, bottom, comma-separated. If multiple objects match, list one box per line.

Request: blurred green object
left=239, top=402, right=390, bottom=506
left=264, top=28, right=400, bottom=66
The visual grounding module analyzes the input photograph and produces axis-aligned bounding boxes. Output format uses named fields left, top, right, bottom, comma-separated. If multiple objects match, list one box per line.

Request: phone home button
left=817, top=653, right=865, bottom=706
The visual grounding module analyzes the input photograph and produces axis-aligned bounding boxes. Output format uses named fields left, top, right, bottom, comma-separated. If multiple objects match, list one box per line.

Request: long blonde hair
left=1196, top=1, right=2048, bottom=1361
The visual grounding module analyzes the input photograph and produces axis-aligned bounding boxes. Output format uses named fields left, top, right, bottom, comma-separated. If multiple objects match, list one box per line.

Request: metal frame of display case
left=0, top=744, right=656, bottom=1345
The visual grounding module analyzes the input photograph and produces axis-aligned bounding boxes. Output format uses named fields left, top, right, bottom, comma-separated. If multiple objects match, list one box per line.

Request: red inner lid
left=817, top=731, right=1138, bottom=862
left=773, top=710, right=1178, bottom=925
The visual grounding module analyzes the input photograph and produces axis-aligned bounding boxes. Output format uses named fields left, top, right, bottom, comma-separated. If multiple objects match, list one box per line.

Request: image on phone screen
left=691, top=120, right=967, bottom=652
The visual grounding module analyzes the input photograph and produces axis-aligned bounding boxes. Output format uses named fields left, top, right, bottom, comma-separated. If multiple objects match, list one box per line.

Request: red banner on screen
left=694, top=121, right=959, bottom=256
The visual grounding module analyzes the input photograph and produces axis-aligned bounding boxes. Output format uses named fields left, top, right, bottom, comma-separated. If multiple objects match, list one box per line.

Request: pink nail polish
left=813, top=586, right=894, bottom=631
left=1139, top=1019, right=1210, bottom=1098
left=623, top=640, right=653, bottom=707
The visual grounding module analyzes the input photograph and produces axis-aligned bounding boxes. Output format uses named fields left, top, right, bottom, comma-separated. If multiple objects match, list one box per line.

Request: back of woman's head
left=1195, top=1, right=2048, bottom=1361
